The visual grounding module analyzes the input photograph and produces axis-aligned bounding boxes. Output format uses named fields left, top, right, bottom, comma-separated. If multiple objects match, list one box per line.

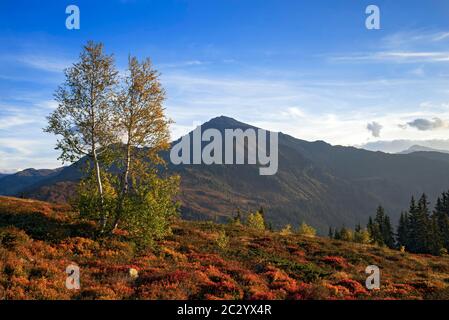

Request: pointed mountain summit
left=200, top=115, right=257, bottom=131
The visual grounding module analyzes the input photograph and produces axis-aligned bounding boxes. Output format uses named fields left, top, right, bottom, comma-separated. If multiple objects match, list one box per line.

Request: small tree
left=246, top=211, right=265, bottom=230
left=338, top=226, right=353, bottom=242
left=215, top=230, right=229, bottom=250
left=233, top=209, right=243, bottom=226
left=297, top=222, right=316, bottom=237
left=354, top=228, right=371, bottom=244
left=119, top=160, right=180, bottom=248
left=280, top=224, right=293, bottom=236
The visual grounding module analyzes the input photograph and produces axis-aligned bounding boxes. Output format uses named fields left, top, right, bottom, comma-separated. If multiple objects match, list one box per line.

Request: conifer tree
left=407, top=194, right=433, bottom=253
left=328, top=227, right=334, bottom=239
left=258, top=206, right=267, bottom=229
left=233, top=209, right=243, bottom=225
left=333, top=228, right=341, bottom=240
left=434, top=192, right=449, bottom=251
left=382, top=215, right=395, bottom=248
left=369, top=207, right=384, bottom=246
left=367, top=206, right=394, bottom=248
left=417, top=194, right=433, bottom=253
left=396, top=211, right=409, bottom=248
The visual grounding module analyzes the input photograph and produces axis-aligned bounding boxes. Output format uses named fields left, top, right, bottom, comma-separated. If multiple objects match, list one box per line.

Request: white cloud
left=383, top=30, right=449, bottom=47
left=332, top=29, right=449, bottom=64
left=282, top=107, right=304, bottom=118
left=159, top=60, right=208, bottom=69
left=332, top=51, right=449, bottom=63
left=0, top=115, right=37, bottom=130
left=162, top=69, right=449, bottom=146
left=16, top=55, right=72, bottom=73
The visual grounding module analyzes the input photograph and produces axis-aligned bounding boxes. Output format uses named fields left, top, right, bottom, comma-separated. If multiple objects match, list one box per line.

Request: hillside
left=0, top=168, right=63, bottom=196
left=3, top=116, right=449, bottom=233
left=1, top=196, right=449, bottom=300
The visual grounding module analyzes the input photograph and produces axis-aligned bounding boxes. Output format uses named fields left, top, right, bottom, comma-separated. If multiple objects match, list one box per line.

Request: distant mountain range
left=397, top=145, right=449, bottom=154
left=362, top=139, right=449, bottom=154
left=0, top=168, right=63, bottom=196
left=1, top=116, right=449, bottom=233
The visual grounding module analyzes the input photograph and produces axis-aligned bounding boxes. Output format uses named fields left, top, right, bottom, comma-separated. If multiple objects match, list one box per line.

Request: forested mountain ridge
left=2, top=116, right=449, bottom=233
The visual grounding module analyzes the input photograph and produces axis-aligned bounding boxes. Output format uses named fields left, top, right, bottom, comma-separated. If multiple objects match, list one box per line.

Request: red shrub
left=322, top=256, right=349, bottom=269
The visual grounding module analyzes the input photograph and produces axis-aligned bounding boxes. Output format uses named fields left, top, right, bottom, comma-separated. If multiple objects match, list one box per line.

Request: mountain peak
left=202, top=115, right=256, bottom=131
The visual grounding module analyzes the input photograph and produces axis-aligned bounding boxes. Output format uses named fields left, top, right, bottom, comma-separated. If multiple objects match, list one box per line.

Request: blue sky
left=1, top=0, right=449, bottom=171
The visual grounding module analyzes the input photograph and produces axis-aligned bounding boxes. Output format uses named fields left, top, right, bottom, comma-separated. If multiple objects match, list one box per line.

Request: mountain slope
left=2, top=116, right=449, bottom=232
left=1, top=196, right=449, bottom=300
left=0, top=168, right=63, bottom=196
left=168, top=116, right=449, bottom=231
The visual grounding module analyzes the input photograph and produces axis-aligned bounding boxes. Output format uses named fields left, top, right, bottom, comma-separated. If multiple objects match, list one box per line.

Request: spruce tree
left=382, top=215, right=395, bottom=248
left=418, top=194, right=433, bottom=253
left=328, top=227, right=334, bottom=239
left=407, top=194, right=433, bottom=253
left=397, top=211, right=409, bottom=249
left=367, top=206, right=394, bottom=248
left=432, top=192, right=449, bottom=253
left=370, top=206, right=385, bottom=246
left=407, top=196, right=419, bottom=252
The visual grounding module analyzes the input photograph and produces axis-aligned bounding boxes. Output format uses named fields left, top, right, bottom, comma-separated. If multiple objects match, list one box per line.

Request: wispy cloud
left=161, top=69, right=449, bottom=147
left=159, top=60, right=208, bottom=69
left=331, top=29, right=449, bottom=64
left=331, top=51, right=449, bottom=63
left=16, top=55, right=72, bottom=73
left=383, top=30, right=449, bottom=47
left=0, top=115, right=37, bottom=130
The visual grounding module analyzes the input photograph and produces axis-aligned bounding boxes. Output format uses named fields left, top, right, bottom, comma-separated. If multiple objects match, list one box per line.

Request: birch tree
left=112, top=56, right=172, bottom=231
left=44, top=41, right=118, bottom=230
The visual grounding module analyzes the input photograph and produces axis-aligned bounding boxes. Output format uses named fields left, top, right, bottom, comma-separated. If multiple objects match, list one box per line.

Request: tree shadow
left=0, top=211, right=97, bottom=242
